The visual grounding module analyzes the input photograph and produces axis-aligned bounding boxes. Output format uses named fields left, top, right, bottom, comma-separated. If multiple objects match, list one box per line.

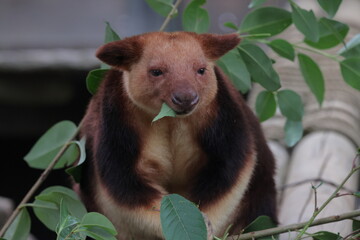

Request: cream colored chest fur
left=137, top=119, right=205, bottom=195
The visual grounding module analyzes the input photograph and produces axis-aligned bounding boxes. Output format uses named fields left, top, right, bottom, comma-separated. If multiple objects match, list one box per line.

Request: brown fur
left=78, top=32, right=277, bottom=240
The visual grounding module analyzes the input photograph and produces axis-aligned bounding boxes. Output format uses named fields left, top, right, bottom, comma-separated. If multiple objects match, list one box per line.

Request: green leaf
left=104, top=22, right=120, bottom=44
left=304, top=18, right=349, bottom=49
left=284, top=119, right=303, bottom=147
left=80, top=212, right=117, bottom=236
left=182, top=0, right=209, bottom=33
left=339, top=34, right=360, bottom=58
left=66, top=137, right=86, bottom=183
left=24, top=121, right=78, bottom=169
left=56, top=200, right=83, bottom=240
left=317, top=0, right=342, bottom=18
left=248, top=0, right=267, bottom=9
left=298, top=53, right=325, bottom=106
left=267, top=39, right=295, bottom=61
left=340, top=58, right=360, bottom=90
left=239, top=7, right=292, bottom=38
left=217, top=50, right=251, bottom=93
left=3, top=209, right=31, bottom=240
left=255, top=91, right=276, bottom=122
left=223, top=22, right=238, bottom=31
left=312, top=231, right=342, bottom=240
left=160, top=194, right=207, bottom=240
left=33, top=186, right=87, bottom=231
left=238, top=44, right=281, bottom=91
left=152, top=103, right=177, bottom=122
left=277, top=89, right=304, bottom=121
left=102, top=22, right=121, bottom=69
left=77, top=212, right=117, bottom=240
left=86, top=69, right=108, bottom=95
left=353, top=219, right=360, bottom=231
left=353, top=192, right=360, bottom=198
left=290, top=2, right=319, bottom=42
left=243, top=216, right=277, bottom=240
left=80, top=227, right=116, bottom=240
left=145, top=0, right=175, bottom=18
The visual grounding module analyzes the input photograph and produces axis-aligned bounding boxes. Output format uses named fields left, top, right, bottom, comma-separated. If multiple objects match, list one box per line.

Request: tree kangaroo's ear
left=197, top=33, right=241, bottom=60
left=96, top=36, right=143, bottom=71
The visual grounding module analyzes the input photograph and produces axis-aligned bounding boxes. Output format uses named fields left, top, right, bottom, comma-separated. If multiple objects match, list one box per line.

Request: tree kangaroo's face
left=124, top=33, right=218, bottom=116
left=96, top=32, right=241, bottom=116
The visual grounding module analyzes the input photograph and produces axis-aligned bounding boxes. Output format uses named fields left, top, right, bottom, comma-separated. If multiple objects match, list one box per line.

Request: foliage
left=216, top=49, right=251, bottom=93
left=152, top=103, right=177, bottom=123
left=1, top=0, right=360, bottom=240
left=2, top=185, right=117, bottom=240
left=24, top=121, right=79, bottom=170
left=3, top=209, right=30, bottom=240
left=182, top=0, right=209, bottom=33
left=242, top=216, right=278, bottom=240
left=160, top=194, right=207, bottom=240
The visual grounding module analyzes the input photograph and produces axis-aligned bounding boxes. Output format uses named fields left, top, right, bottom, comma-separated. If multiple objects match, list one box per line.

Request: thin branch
left=159, top=0, right=183, bottom=31
left=312, top=183, right=318, bottom=212
left=312, top=182, right=323, bottom=212
left=352, top=154, right=359, bottom=170
left=293, top=165, right=360, bottom=240
left=292, top=43, right=342, bottom=62
left=343, top=229, right=360, bottom=240
left=279, top=178, right=353, bottom=193
left=0, top=119, right=85, bottom=237
left=227, top=209, right=360, bottom=240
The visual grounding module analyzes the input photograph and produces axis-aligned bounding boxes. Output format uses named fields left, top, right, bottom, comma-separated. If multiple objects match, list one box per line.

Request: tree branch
left=228, top=209, right=360, bottom=240
left=293, top=163, right=360, bottom=240
left=159, top=0, right=183, bottom=32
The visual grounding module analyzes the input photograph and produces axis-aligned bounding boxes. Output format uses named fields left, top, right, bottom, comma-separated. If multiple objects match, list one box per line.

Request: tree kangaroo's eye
left=197, top=68, right=206, bottom=75
left=150, top=69, right=163, bottom=77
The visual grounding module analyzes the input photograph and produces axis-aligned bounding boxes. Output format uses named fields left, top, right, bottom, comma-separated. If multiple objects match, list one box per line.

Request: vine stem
left=292, top=44, right=342, bottom=62
left=0, top=119, right=85, bottom=237
left=228, top=208, right=360, bottom=240
left=255, top=38, right=343, bottom=62
left=159, top=0, right=183, bottom=32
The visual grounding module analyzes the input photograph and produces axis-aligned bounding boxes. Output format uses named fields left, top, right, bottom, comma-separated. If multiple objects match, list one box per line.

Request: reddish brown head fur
left=95, top=32, right=241, bottom=117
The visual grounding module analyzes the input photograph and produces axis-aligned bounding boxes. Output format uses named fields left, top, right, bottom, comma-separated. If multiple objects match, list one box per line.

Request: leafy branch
left=228, top=153, right=360, bottom=240
left=228, top=208, right=360, bottom=240
left=294, top=154, right=360, bottom=240
left=292, top=43, right=342, bottom=62
left=0, top=120, right=84, bottom=238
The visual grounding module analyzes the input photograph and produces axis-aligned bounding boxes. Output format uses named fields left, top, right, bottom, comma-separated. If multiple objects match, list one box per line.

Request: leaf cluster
left=220, top=0, right=359, bottom=147
left=2, top=122, right=117, bottom=240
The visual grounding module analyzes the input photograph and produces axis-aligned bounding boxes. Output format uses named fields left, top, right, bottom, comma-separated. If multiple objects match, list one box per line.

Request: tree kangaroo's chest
left=137, top=121, right=205, bottom=195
